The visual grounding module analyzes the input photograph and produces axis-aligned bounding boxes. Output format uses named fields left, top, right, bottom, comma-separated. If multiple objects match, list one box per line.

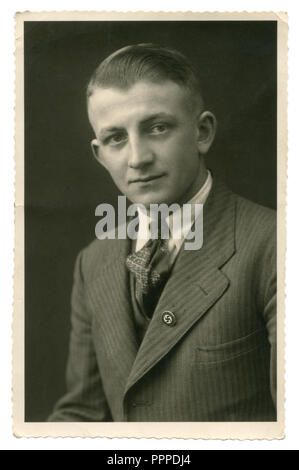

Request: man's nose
left=127, top=135, right=154, bottom=168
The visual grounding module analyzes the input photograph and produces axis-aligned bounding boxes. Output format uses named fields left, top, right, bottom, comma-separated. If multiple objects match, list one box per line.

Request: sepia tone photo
left=14, top=11, right=287, bottom=438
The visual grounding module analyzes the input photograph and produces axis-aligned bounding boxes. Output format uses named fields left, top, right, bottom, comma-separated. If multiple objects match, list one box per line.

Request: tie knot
left=126, top=237, right=170, bottom=295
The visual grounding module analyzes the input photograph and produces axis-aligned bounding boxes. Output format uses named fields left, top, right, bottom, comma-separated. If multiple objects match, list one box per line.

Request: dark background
left=25, top=21, right=277, bottom=421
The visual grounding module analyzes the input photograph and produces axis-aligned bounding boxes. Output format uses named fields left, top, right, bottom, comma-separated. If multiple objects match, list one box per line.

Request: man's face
left=88, top=80, right=206, bottom=207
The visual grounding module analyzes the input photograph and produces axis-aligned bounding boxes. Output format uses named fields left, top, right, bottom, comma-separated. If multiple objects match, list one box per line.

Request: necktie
left=126, top=235, right=171, bottom=318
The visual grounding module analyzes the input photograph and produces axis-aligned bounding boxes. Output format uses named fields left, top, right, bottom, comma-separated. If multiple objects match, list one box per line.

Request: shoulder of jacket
left=234, top=193, right=276, bottom=227
left=76, top=223, right=129, bottom=281
left=233, top=193, right=276, bottom=251
left=79, top=237, right=114, bottom=274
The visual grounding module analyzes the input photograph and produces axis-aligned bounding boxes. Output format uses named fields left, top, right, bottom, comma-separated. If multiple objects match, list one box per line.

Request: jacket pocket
left=195, top=328, right=268, bottom=365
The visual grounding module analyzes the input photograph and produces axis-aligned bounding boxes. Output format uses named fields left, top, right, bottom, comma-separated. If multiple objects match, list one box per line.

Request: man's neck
left=178, top=165, right=208, bottom=206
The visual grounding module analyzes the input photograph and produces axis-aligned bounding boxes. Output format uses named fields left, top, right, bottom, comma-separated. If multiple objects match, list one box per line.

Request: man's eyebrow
left=139, top=112, right=175, bottom=126
left=98, top=127, right=123, bottom=139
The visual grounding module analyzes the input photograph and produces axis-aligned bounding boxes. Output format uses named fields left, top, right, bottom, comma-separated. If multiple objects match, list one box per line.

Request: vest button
left=162, top=311, right=176, bottom=326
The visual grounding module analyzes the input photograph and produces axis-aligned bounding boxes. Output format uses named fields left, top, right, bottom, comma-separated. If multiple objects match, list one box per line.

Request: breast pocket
left=194, top=328, right=269, bottom=365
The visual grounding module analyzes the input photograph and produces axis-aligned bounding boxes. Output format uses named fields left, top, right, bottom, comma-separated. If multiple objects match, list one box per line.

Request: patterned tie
left=126, top=230, right=171, bottom=317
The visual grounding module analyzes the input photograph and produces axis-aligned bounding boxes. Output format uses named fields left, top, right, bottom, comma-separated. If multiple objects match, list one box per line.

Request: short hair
left=86, top=43, right=204, bottom=109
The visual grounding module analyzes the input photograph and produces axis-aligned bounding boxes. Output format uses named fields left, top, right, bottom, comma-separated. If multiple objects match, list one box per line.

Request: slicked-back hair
left=86, top=43, right=204, bottom=109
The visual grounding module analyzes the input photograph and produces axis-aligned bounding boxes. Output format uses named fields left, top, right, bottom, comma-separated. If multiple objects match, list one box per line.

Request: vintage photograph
left=14, top=11, right=287, bottom=438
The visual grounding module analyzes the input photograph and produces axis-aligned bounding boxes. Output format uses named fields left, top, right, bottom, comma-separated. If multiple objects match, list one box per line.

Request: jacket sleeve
left=261, top=216, right=277, bottom=410
left=48, top=250, right=112, bottom=422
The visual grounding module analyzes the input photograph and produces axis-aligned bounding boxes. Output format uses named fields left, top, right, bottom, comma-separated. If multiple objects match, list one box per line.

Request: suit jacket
left=49, top=180, right=276, bottom=422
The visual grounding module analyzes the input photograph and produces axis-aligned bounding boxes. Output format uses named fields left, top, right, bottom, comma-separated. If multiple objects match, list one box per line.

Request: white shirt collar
left=136, top=170, right=213, bottom=253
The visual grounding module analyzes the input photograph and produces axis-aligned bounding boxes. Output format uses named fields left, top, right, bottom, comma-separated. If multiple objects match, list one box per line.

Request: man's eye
left=106, top=133, right=127, bottom=146
left=150, top=124, right=168, bottom=135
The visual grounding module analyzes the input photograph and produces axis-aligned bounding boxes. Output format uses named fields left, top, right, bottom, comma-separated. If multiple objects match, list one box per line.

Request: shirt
left=136, top=170, right=213, bottom=265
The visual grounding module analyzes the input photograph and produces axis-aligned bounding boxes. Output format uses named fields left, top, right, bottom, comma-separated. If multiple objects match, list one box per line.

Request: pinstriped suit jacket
left=49, top=180, right=277, bottom=422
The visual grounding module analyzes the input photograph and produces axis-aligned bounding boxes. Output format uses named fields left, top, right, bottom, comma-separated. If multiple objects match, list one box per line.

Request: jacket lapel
left=86, top=236, right=139, bottom=390
left=125, top=180, right=236, bottom=394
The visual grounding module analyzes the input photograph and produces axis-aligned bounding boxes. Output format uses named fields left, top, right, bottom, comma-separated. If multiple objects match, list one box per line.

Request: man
left=48, top=44, right=276, bottom=422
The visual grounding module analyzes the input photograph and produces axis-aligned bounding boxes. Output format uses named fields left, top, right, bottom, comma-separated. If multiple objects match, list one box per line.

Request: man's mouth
left=130, top=174, right=165, bottom=183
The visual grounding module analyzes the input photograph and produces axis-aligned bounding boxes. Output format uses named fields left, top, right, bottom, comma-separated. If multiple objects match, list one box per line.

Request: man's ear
left=91, top=139, right=108, bottom=170
left=196, top=111, right=217, bottom=155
